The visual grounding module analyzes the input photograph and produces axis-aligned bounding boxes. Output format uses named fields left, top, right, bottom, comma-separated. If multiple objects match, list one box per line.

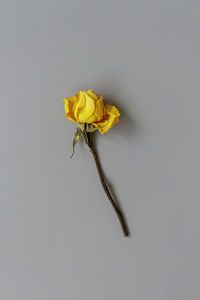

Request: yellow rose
left=62, top=89, right=120, bottom=134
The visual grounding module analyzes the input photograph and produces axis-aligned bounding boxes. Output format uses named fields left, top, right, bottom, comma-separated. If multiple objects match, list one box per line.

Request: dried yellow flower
left=62, top=89, right=120, bottom=134
left=61, top=89, right=128, bottom=237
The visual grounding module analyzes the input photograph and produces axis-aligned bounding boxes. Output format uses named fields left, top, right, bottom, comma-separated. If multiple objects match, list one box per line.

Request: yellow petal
left=62, top=97, right=76, bottom=122
left=74, top=90, right=104, bottom=123
left=93, top=104, right=120, bottom=134
left=73, top=91, right=87, bottom=122
left=94, top=95, right=105, bottom=122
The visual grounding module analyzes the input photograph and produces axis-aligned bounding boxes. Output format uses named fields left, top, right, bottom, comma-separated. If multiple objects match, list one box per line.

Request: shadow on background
left=103, top=96, right=139, bottom=140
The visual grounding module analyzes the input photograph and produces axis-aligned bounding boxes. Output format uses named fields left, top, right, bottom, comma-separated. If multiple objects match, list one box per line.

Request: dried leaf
left=70, top=128, right=81, bottom=158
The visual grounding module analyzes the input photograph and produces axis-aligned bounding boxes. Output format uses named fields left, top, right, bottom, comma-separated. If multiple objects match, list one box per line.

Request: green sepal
left=86, top=124, right=98, bottom=133
left=70, top=128, right=81, bottom=158
left=86, top=124, right=106, bottom=133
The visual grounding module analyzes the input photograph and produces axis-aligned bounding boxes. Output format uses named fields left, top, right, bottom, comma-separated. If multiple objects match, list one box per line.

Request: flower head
left=62, top=89, right=120, bottom=134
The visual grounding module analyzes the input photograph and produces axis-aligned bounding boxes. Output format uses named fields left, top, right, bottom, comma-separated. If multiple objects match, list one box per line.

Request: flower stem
left=86, top=131, right=129, bottom=237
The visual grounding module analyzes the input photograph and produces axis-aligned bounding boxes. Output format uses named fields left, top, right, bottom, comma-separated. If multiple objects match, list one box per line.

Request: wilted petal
left=93, top=104, right=120, bottom=134
left=62, top=97, right=76, bottom=122
left=74, top=90, right=104, bottom=124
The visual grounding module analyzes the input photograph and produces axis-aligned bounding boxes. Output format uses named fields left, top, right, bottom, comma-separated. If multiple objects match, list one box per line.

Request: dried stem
left=86, top=130, right=129, bottom=237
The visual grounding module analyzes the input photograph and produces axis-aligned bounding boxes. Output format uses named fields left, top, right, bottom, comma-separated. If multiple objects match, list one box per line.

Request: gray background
left=0, top=0, right=200, bottom=299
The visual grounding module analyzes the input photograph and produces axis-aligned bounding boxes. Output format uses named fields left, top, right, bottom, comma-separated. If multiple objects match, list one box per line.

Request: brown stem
left=86, top=131, right=129, bottom=237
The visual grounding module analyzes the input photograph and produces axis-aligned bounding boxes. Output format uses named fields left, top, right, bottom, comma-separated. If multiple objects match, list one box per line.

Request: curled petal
left=73, top=91, right=86, bottom=122
left=73, top=90, right=104, bottom=124
left=62, top=97, right=76, bottom=122
left=93, top=104, right=120, bottom=134
left=94, top=95, right=105, bottom=122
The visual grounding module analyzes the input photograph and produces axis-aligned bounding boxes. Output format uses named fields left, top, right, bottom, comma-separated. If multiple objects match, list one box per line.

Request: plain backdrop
left=0, top=0, right=200, bottom=299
